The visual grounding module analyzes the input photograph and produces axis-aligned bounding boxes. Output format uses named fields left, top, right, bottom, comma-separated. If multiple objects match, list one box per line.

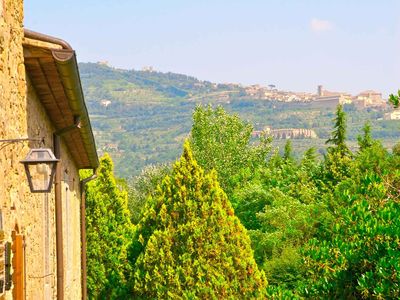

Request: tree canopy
left=131, top=141, right=267, bottom=299
left=83, top=154, right=134, bottom=299
left=190, top=105, right=270, bottom=196
left=83, top=103, right=400, bottom=299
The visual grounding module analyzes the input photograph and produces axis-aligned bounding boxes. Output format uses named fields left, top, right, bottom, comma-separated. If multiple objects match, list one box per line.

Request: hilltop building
left=352, top=90, right=386, bottom=109
left=311, top=85, right=385, bottom=109
left=311, top=85, right=352, bottom=108
left=97, top=61, right=110, bottom=67
left=317, top=85, right=323, bottom=97
left=384, top=110, right=400, bottom=120
left=141, top=66, right=155, bottom=72
left=245, top=84, right=266, bottom=98
left=1, top=1, right=98, bottom=299
left=240, top=83, right=384, bottom=108
left=311, top=94, right=352, bottom=108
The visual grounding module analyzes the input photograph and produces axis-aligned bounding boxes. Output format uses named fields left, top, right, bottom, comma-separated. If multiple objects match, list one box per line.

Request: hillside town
left=243, top=84, right=387, bottom=109
left=97, top=63, right=391, bottom=115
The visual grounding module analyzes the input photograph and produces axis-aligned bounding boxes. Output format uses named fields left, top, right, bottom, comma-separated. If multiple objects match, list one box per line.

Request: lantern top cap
left=20, top=148, right=59, bottom=163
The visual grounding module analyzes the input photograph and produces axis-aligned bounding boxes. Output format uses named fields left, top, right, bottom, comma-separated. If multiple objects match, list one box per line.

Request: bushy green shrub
left=131, top=141, right=267, bottom=299
left=83, top=154, right=134, bottom=299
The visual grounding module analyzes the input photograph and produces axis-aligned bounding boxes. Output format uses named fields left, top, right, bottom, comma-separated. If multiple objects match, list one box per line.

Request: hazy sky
left=25, top=1, right=400, bottom=97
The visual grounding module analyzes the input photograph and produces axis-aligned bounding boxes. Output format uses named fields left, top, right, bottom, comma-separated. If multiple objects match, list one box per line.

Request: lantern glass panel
left=26, top=163, right=53, bottom=191
left=21, top=148, right=58, bottom=193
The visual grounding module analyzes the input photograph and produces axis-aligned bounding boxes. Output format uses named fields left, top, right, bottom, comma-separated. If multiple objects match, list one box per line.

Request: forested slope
left=79, top=62, right=399, bottom=178
left=83, top=104, right=400, bottom=298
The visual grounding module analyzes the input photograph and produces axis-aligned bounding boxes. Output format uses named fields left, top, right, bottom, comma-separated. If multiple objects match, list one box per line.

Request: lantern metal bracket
left=0, top=137, right=43, bottom=143
left=0, top=138, right=44, bottom=151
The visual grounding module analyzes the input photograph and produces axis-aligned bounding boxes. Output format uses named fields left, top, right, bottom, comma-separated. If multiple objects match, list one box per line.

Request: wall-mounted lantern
left=20, top=148, right=59, bottom=193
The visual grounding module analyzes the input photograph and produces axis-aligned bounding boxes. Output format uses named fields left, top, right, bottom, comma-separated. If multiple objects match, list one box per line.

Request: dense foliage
left=130, top=141, right=267, bottom=299
left=127, top=164, right=171, bottom=224
left=302, top=143, right=400, bottom=298
left=83, top=154, right=134, bottom=299
left=84, top=102, right=400, bottom=298
left=187, top=105, right=400, bottom=297
left=190, top=105, right=270, bottom=195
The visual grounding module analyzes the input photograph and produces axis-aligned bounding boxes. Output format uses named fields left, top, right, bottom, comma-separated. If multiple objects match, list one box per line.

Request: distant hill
left=79, top=62, right=237, bottom=103
left=79, top=62, right=399, bottom=178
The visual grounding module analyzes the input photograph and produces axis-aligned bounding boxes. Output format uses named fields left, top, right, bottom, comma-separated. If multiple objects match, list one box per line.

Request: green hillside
left=79, top=62, right=400, bottom=178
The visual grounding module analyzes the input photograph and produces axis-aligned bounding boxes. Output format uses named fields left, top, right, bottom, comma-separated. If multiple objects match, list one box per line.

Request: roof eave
left=23, top=29, right=99, bottom=169
left=52, top=49, right=99, bottom=169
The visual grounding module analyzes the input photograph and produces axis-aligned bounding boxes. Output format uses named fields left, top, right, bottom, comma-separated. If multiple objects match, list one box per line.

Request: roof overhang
left=23, top=29, right=98, bottom=169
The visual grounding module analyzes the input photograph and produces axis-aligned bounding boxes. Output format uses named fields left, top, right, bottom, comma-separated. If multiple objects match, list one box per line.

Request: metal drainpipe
left=80, top=172, right=97, bottom=300
left=53, top=134, right=64, bottom=300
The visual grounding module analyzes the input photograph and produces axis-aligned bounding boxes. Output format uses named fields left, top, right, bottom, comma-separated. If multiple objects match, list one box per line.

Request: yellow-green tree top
left=85, top=153, right=134, bottom=299
left=132, top=141, right=267, bottom=299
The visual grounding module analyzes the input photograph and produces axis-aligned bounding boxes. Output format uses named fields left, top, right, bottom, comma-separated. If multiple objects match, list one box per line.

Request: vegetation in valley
left=79, top=62, right=400, bottom=178
left=84, top=101, right=400, bottom=299
left=81, top=64, right=400, bottom=299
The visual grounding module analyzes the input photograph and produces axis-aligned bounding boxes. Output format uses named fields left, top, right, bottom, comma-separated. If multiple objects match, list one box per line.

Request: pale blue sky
left=25, top=1, right=400, bottom=96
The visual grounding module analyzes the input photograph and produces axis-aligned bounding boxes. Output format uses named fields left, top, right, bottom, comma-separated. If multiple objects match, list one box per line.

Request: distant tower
left=317, top=85, right=323, bottom=97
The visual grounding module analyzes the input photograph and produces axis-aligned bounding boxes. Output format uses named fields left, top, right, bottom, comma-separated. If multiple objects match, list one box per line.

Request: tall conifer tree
left=357, top=121, right=373, bottom=151
left=324, top=105, right=352, bottom=184
left=84, top=154, right=134, bottom=298
left=283, top=140, right=294, bottom=162
left=131, top=141, right=267, bottom=299
left=326, top=104, right=349, bottom=156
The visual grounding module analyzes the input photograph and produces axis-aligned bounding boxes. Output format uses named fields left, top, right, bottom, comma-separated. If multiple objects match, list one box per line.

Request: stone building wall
left=0, top=1, right=29, bottom=297
left=1, top=1, right=83, bottom=299
left=25, top=77, right=83, bottom=300
left=0, top=0, right=27, bottom=173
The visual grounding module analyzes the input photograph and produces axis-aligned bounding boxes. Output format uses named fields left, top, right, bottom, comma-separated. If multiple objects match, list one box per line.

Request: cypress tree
left=389, top=90, right=400, bottom=108
left=326, top=104, right=349, bottom=156
left=357, top=121, right=373, bottom=151
left=283, top=140, right=294, bottom=162
left=84, top=154, right=134, bottom=298
left=324, top=105, right=352, bottom=184
left=131, top=141, right=267, bottom=299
